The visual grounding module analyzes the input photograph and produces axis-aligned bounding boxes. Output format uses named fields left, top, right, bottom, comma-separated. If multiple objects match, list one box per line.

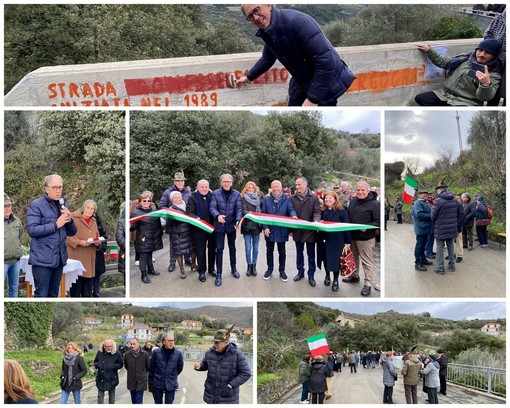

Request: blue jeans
left=436, top=238, right=455, bottom=270
left=425, top=227, right=435, bottom=256
left=295, top=241, right=316, bottom=277
left=130, top=390, right=144, bottom=404
left=215, top=230, right=237, bottom=274
left=4, top=261, right=20, bottom=297
left=300, top=380, right=309, bottom=402
left=476, top=225, right=488, bottom=245
left=61, top=389, right=81, bottom=404
left=414, top=234, right=428, bottom=265
left=153, top=388, right=175, bottom=404
left=243, top=233, right=260, bottom=264
left=32, top=265, right=63, bottom=297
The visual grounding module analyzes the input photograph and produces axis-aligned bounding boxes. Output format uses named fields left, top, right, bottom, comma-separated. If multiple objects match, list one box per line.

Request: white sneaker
left=135, top=261, right=139, bottom=266
left=152, top=257, right=156, bottom=262
left=300, top=401, right=309, bottom=404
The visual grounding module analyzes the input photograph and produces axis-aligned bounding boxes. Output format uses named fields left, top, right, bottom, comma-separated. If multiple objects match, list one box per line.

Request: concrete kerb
left=5, top=38, right=480, bottom=107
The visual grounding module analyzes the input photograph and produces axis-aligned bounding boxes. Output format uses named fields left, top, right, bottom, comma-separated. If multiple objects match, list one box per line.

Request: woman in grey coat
left=381, top=351, right=397, bottom=404
left=420, top=355, right=441, bottom=404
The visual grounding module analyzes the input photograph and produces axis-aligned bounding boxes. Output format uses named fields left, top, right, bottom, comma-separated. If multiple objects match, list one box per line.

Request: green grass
left=257, top=372, right=281, bottom=386
left=5, top=349, right=96, bottom=401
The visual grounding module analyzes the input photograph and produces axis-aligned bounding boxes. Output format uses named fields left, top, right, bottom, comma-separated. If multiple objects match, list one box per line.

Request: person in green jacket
left=415, top=39, right=502, bottom=106
left=298, top=355, right=312, bottom=404
left=4, top=194, right=23, bottom=298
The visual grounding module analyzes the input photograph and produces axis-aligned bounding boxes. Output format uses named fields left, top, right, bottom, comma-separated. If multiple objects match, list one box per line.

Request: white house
left=121, top=314, right=134, bottom=328
left=127, top=325, right=153, bottom=341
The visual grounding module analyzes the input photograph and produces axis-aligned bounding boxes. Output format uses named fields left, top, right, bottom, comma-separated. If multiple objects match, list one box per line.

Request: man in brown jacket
left=400, top=352, right=422, bottom=404
left=291, top=176, right=321, bottom=287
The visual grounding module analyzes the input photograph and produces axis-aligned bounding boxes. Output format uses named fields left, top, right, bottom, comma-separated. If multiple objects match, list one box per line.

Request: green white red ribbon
left=129, top=208, right=214, bottom=233
left=241, top=212, right=377, bottom=232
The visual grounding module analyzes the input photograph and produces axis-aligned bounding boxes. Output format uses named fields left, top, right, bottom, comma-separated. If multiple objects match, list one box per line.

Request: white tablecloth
left=19, top=256, right=85, bottom=296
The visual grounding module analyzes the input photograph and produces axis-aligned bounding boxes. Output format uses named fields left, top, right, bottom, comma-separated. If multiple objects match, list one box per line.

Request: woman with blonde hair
left=240, top=181, right=262, bottom=277
left=60, top=342, right=87, bottom=404
left=4, top=360, right=37, bottom=404
left=316, top=191, right=351, bottom=292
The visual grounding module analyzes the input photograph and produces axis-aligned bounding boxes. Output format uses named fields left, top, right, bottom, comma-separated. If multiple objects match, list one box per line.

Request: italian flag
left=403, top=176, right=418, bottom=204
left=108, top=244, right=119, bottom=259
left=307, top=333, right=330, bottom=358
left=241, top=212, right=377, bottom=232
left=129, top=208, right=214, bottom=233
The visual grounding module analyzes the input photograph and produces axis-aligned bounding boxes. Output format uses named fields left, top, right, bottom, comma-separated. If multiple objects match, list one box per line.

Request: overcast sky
left=384, top=110, right=477, bottom=173
left=127, top=301, right=253, bottom=309
left=315, top=301, right=505, bottom=321
left=252, top=109, right=381, bottom=134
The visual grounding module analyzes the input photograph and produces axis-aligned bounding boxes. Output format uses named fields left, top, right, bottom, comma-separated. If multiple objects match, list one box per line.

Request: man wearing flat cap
left=194, top=329, right=251, bottom=404
left=431, top=183, right=463, bottom=275
left=159, top=171, right=193, bottom=272
left=411, top=189, right=433, bottom=271
left=415, top=38, right=503, bottom=106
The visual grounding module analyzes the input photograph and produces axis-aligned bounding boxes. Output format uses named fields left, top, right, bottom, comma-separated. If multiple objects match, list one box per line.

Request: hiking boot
left=456, top=257, right=462, bottom=263
left=415, top=264, right=427, bottom=271
left=360, top=285, right=371, bottom=297
left=263, top=270, right=273, bottom=280
left=434, top=268, right=445, bottom=275
left=280, top=271, right=288, bottom=282
left=342, top=275, right=360, bottom=283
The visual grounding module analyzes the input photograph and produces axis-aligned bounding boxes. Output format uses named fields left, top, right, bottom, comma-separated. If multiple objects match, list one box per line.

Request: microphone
left=59, top=198, right=66, bottom=210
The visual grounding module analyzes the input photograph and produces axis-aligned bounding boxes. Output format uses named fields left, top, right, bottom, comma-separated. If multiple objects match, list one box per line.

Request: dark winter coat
left=291, top=190, right=321, bottom=243
left=261, top=194, right=297, bottom=242
left=248, top=7, right=355, bottom=105
left=476, top=202, right=489, bottom=220
left=431, top=191, right=463, bottom=239
left=123, top=348, right=150, bottom=391
left=130, top=205, right=163, bottom=253
left=308, top=361, right=328, bottom=393
left=210, top=189, right=243, bottom=233
left=94, top=342, right=123, bottom=391
left=26, top=194, right=77, bottom=268
left=412, top=199, right=432, bottom=236
left=241, top=196, right=263, bottom=235
left=298, top=360, right=311, bottom=384
left=150, top=347, right=184, bottom=392
left=462, top=200, right=476, bottom=227
left=115, top=217, right=125, bottom=274
left=437, top=354, right=448, bottom=376
left=347, top=192, right=380, bottom=241
left=187, top=191, right=215, bottom=225
left=196, top=343, right=251, bottom=404
left=60, top=355, right=87, bottom=392
left=317, top=208, right=352, bottom=273
left=158, top=185, right=192, bottom=234
left=167, top=205, right=192, bottom=255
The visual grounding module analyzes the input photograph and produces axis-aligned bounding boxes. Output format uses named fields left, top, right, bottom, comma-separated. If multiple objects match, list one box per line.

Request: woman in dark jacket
left=240, top=181, right=263, bottom=277
left=475, top=195, right=490, bottom=247
left=308, top=355, right=329, bottom=404
left=60, top=342, right=87, bottom=404
left=130, top=191, right=163, bottom=284
left=167, top=191, right=193, bottom=279
left=116, top=209, right=126, bottom=275
left=94, top=340, right=123, bottom=404
left=92, top=212, right=108, bottom=297
left=316, top=192, right=352, bottom=292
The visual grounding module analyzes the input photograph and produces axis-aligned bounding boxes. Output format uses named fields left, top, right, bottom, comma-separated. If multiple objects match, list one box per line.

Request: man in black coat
left=461, top=193, right=476, bottom=251
left=94, top=339, right=123, bottom=404
left=436, top=349, right=448, bottom=396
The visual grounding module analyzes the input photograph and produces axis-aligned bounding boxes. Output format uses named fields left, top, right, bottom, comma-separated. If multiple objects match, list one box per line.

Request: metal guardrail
left=447, top=363, right=506, bottom=398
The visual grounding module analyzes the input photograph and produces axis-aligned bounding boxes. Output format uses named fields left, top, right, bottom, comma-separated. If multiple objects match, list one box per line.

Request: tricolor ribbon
left=129, top=208, right=214, bottom=234
left=241, top=212, right=377, bottom=232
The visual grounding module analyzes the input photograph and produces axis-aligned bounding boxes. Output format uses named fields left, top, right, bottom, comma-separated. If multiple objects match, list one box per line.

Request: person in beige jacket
left=66, top=199, right=101, bottom=297
left=400, top=352, right=423, bottom=404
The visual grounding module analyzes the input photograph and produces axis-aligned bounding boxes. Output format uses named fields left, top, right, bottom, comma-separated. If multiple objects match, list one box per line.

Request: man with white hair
left=94, top=339, right=123, bottom=404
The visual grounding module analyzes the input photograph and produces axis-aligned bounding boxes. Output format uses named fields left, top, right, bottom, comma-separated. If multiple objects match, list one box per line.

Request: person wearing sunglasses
left=238, top=4, right=355, bottom=106
left=26, top=174, right=77, bottom=297
left=130, top=191, right=163, bottom=284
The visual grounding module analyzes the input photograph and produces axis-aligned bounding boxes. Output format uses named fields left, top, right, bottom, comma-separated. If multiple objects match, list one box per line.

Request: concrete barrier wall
left=4, top=39, right=480, bottom=107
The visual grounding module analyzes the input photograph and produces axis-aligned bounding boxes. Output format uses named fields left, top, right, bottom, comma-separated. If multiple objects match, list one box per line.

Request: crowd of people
left=130, top=173, right=380, bottom=297
left=297, top=348, right=448, bottom=404
left=5, top=330, right=250, bottom=405
left=3, top=174, right=126, bottom=298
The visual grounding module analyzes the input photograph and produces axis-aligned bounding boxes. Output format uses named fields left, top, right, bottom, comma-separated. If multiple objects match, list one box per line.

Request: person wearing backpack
left=475, top=195, right=490, bottom=248
left=308, top=355, right=329, bottom=404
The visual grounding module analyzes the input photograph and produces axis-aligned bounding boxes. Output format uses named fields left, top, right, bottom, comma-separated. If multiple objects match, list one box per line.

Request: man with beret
left=415, top=39, right=503, bottom=106
left=431, top=183, right=463, bottom=275
left=194, top=329, right=251, bottom=404
left=412, top=189, right=433, bottom=271
left=159, top=171, right=193, bottom=273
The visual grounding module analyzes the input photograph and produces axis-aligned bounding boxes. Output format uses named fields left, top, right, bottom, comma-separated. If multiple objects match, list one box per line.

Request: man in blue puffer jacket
left=238, top=5, right=355, bottom=106
left=26, top=174, right=77, bottom=297
left=194, top=329, right=251, bottom=404
left=149, top=333, right=184, bottom=404
left=431, top=183, right=464, bottom=275
left=412, top=189, right=433, bottom=271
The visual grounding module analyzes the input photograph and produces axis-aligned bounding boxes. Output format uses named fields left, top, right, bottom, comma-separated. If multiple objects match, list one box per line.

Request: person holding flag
left=402, top=175, right=419, bottom=205
left=412, top=189, right=433, bottom=271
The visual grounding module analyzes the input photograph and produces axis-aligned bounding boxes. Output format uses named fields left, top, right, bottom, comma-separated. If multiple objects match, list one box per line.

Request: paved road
left=385, top=222, right=505, bottom=298
left=129, top=233, right=380, bottom=298
left=43, top=359, right=253, bottom=404
left=277, top=364, right=504, bottom=404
